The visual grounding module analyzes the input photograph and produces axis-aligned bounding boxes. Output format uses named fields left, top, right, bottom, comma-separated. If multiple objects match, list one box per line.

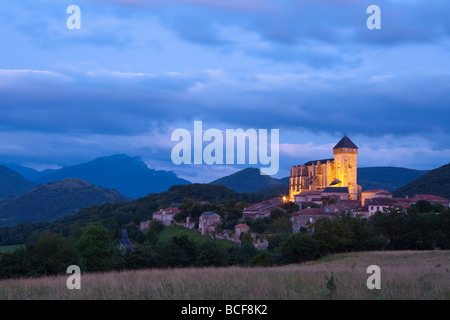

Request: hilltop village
left=138, top=135, right=450, bottom=249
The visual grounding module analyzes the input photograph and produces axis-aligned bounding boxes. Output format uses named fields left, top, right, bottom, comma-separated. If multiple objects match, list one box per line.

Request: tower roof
left=333, top=134, right=358, bottom=149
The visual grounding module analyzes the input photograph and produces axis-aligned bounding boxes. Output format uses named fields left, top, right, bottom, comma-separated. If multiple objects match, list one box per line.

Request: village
left=139, top=135, right=450, bottom=250
left=139, top=189, right=450, bottom=250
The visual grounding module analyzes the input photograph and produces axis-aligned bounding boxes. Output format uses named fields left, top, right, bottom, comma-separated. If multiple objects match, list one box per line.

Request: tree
left=409, top=200, right=434, bottom=214
left=271, top=217, right=293, bottom=233
left=0, top=248, right=31, bottom=279
left=235, top=243, right=258, bottom=266
left=280, top=201, right=300, bottom=214
left=27, top=230, right=78, bottom=276
left=370, top=207, right=408, bottom=250
left=249, top=218, right=270, bottom=234
left=312, top=217, right=353, bottom=254
left=280, top=233, right=320, bottom=264
left=252, top=251, right=274, bottom=267
left=149, top=220, right=164, bottom=234
left=270, top=208, right=289, bottom=221
left=76, top=222, right=118, bottom=272
left=120, top=244, right=158, bottom=270
left=156, top=234, right=198, bottom=267
left=197, top=242, right=230, bottom=267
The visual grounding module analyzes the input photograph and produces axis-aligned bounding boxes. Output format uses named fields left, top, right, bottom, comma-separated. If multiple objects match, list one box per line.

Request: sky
left=1, top=0, right=450, bottom=183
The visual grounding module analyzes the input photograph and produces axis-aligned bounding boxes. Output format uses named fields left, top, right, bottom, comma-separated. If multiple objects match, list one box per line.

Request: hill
left=209, top=168, right=286, bottom=193
left=358, top=167, right=428, bottom=191
left=0, top=165, right=36, bottom=198
left=35, top=154, right=191, bottom=199
left=393, top=162, right=450, bottom=199
left=0, top=183, right=268, bottom=245
left=2, top=163, right=55, bottom=181
left=208, top=166, right=428, bottom=193
left=0, top=178, right=129, bottom=227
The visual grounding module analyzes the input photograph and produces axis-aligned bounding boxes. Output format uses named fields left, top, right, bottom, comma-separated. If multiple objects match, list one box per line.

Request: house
left=321, top=187, right=350, bottom=201
left=294, top=190, right=322, bottom=204
left=234, top=223, right=250, bottom=239
left=367, top=198, right=411, bottom=216
left=322, top=203, right=354, bottom=215
left=199, top=212, right=222, bottom=236
left=361, top=189, right=393, bottom=206
left=152, top=207, right=180, bottom=226
left=291, top=208, right=335, bottom=233
left=185, top=214, right=196, bottom=229
left=138, top=220, right=150, bottom=231
left=409, top=194, right=450, bottom=208
left=242, top=197, right=285, bottom=220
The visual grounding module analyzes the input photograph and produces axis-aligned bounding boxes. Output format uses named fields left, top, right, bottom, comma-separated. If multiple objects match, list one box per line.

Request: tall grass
left=0, top=251, right=449, bottom=300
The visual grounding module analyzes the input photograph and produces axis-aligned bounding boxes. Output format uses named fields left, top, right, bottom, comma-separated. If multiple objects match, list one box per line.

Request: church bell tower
left=332, top=134, right=360, bottom=200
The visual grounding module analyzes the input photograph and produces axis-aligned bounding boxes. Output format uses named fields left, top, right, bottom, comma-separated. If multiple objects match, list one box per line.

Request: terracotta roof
left=234, top=223, right=250, bottom=229
left=368, top=198, right=411, bottom=206
left=410, top=194, right=449, bottom=202
left=292, top=208, right=332, bottom=217
left=152, top=207, right=180, bottom=216
left=362, top=189, right=391, bottom=194
left=339, top=200, right=361, bottom=208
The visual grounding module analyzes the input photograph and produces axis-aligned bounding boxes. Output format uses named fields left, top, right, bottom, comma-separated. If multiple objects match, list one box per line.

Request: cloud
left=1, top=0, right=450, bottom=179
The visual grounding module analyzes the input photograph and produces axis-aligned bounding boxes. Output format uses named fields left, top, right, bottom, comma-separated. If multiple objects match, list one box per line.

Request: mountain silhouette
left=35, top=154, right=190, bottom=198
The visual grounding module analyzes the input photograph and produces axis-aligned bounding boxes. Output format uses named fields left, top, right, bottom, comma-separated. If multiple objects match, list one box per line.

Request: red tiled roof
left=292, top=208, right=332, bottom=217
left=152, top=207, right=180, bottom=216
left=362, top=189, right=389, bottom=193
left=410, top=194, right=449, bottom=202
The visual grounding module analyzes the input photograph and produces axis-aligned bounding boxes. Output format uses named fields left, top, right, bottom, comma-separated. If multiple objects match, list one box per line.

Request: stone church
left=289, top=135, right=362, bottom=201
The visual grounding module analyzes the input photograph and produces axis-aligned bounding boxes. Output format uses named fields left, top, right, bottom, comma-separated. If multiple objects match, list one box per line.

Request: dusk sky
left=1, top=0, right=450, bottom=183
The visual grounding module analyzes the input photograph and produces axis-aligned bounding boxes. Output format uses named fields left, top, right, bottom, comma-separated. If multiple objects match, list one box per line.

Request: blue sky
left=1, top=0, right=450, bottom=182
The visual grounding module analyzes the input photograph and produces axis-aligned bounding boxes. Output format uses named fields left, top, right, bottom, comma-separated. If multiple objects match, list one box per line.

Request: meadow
left=0, top=250, right=448, bottom=300
left=0, top=244, right=24, bottom=254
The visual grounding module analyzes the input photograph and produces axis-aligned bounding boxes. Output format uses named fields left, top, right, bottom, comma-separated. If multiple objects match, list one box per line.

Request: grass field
left=0, top=244, right=24, bottom=254
left=0, top=250, right=449, bottom=300
left=157, top=226, right=235, bottom=249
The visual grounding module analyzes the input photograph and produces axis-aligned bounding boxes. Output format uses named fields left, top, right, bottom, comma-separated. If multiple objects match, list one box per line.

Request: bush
left=281, top=233, right=321, bottom=264
left=252, top=251, right=274, bottom=267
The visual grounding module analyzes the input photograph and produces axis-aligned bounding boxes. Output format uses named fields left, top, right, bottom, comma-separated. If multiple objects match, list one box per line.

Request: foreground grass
left=0, top=250, right=449, bottom=300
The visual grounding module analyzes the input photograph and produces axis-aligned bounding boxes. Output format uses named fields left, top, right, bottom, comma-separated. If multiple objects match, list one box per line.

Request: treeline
left=1, top=200, right=449, bottom=279
left=0, top=221, right=259, bottom=278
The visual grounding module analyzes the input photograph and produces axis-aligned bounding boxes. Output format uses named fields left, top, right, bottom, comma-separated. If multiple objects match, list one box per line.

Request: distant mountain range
left=358, top=167, right=429, bottom=191
left=393, top=162, right=450, bottom=199
left=0, top=165, right=36, bottom=198
left=209, top=166, right=429, bottom=193
left=210, top=168, right=286, bottom=193
left=0, top=155, right=439, bottom=228
left=5, top=154, right=190, bottom=199
left=0, top=178, right=129, bottom=227
left=3, top=163, right=55, bottom=182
